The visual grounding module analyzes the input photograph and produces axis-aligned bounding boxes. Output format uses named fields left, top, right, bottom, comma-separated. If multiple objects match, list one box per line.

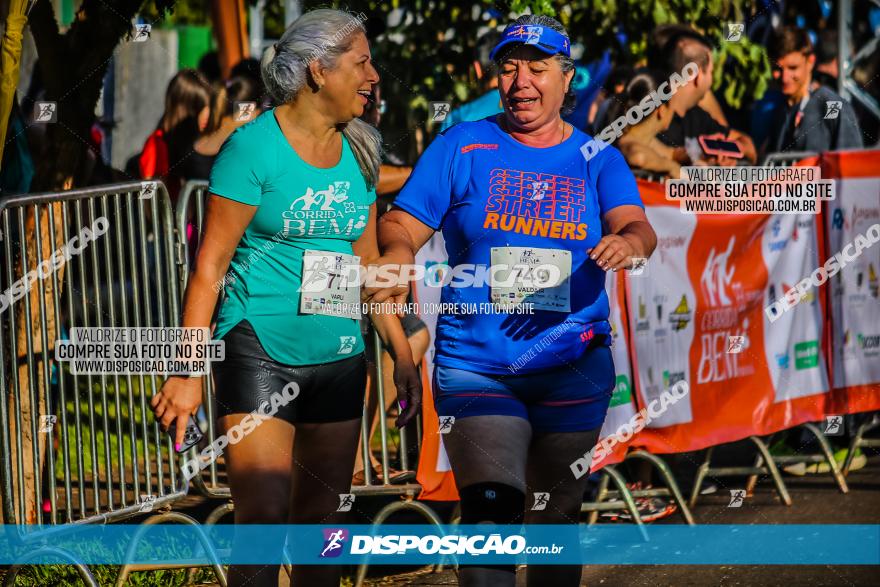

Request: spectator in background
left=182, top=76, right=262, bottom=181
left=138, top=69, right=211, bottom=200
left=197, top=51, right=222, bottom=86
left=813, top=29, right=840, bottom=91
left=654, top=28, right=757, bottom=164
left=588, top=65, right=634, bottom=134
left=765, top=26, right=862, bottom=154
left=354, top=84, right=427, bottom=485
left=438, top=31, right=502, bottom=131
left=361, top=84, right=412, bottom=201
left=607, top=69, right=682, bottom=178
left=652, top=24, right=730, bottom=128
left=230, top=57, right=270, bottom=109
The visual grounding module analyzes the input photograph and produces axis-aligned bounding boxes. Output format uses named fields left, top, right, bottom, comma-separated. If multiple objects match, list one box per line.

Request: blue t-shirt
left=394, top=116, right=643, bottom=374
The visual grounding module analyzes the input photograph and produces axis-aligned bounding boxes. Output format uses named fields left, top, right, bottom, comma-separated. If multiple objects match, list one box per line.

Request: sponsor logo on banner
left=775, top=353, right=790, bottom=369
left=697, top=237, right=755, bottom=384
left=794, top=340, right=819, bottom=370
left=636, top=296, right=650, bottom=334
left=768, top=219, right=788, bottom=252
left=663, top=370, right=686, bottom=389
left=701, top=238, right=735, bottom=306
left=653, top=295, right=668, bottom=338
left=782, top=280, right=816, bottom=305
left=834, top=205, right=880, bottom=232
left=847, top=267, right=869, bottom=304
left=857, top=333, right=880, bottom=357
left=669, top=294, right=692, bottom=330
left=842, top=330, right=859, bottom=358
left=657, top=235, right=687, bottom=264
left=610, top=375, right=632, bottom=407
left=869, top=264, right=878, bottom=298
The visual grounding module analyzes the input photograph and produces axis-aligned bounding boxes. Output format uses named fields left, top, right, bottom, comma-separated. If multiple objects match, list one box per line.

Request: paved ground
left=183, top=441, right=878, bottom=586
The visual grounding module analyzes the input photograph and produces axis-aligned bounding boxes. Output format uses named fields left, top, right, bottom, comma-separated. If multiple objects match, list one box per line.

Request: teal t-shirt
left=209, top=109, right=376, bottom=366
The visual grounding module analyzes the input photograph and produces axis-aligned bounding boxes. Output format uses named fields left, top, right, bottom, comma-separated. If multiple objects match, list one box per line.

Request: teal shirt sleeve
left=209, top=127, right=265, bottom=206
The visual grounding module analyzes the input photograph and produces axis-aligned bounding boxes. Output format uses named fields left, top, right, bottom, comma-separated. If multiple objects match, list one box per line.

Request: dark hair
left=197, top=52, right=222, bottom=85
left=231, top=58, right=266, bottom=100
left=769, top=26, right=813, bottom=61
left=494, top=14, right=576, bottom=116
left=205, top=76, right=260, bottom=134
left=158, top=69, right=211, bottom=134
left=816, top=29, right=837, bottom=64
left=475, top=31, right=501, bottom=78
left=659, top=27, right=713, bottom=77
left=604, top=66, right=635, bottom=93
left=603, top=69, right=671, bottom=131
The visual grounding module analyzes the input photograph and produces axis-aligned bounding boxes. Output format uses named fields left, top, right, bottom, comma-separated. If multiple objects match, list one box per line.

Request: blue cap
left=489, top=24, right=571, bottom=60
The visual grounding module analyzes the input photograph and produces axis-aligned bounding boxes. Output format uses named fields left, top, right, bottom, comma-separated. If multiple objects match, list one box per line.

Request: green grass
left=52, top=371, right=164, bottom=482
left=2, top=565, right=219, bottom=586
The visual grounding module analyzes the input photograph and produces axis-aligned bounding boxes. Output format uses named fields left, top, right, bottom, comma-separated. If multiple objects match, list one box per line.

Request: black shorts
left=212, top=320, right=366, bottom=424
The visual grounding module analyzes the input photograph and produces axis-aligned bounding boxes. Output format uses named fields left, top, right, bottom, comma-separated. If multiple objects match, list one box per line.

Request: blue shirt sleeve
left=595, top=147, right=644, bottom=213
left=209, top=127, right=264, bottom=206
left=393, top=133, right=455, bottom=229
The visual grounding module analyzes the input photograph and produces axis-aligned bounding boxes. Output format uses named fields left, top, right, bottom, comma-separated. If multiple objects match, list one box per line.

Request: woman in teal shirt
left=151, top=9, right=421, bottom=586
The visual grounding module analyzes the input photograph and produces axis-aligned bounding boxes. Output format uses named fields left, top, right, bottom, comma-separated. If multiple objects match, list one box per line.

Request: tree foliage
left=275, top=1, right=769, bottom=156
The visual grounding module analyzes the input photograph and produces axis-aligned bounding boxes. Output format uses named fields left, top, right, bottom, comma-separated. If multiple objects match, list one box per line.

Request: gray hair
left=261, top=9, right=381, bottom=188
left=497, top=14, right=576, bottom=116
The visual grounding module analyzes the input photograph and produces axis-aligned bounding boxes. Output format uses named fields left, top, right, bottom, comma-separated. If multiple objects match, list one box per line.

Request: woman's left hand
left=393, top=360, right=422, bottom=429
left=588, top=234, right=640, bottom=272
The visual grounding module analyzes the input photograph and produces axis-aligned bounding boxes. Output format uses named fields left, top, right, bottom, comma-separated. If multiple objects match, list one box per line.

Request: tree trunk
left=4, top=0, right=143, bottom=525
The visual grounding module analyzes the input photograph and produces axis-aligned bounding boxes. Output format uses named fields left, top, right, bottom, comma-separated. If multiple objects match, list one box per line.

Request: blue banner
left=0, top=524, right=877, bottom=565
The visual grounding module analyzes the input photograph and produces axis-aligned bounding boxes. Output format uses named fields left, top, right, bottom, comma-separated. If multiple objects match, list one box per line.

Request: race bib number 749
left=490, top=246, right=571, bottom=312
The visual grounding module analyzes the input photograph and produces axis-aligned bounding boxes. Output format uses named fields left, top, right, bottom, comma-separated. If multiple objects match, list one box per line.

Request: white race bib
left=489, top=247, right=571, bottom=312
left=299, top=250, right=361, bottom=319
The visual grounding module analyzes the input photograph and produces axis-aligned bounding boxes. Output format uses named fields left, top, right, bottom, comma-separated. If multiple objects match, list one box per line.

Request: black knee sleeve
left=459, top=482, right=526, bottom=525
left=458, top=482, right=525, bottom=575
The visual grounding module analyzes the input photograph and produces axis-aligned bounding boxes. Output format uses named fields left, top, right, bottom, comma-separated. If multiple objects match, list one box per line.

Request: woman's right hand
left=150, top=377, right=203, bottom=449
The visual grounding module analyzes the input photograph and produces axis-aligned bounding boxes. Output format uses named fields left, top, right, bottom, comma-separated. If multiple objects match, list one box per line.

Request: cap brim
left=489, top=38, right=560, bottom=60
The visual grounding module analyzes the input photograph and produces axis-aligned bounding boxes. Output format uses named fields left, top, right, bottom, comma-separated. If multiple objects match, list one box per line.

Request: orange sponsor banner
left=626, top=179, right=833, bottom=455
left=822, top=150, right=880, bottom=416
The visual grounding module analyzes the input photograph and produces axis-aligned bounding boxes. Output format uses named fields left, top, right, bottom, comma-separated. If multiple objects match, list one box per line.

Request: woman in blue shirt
left=371, top=14, right=656, bottom=587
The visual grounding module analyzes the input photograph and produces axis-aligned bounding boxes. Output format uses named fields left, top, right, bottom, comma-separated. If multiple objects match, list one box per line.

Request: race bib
left=490, top=247, right=571, bottom=312
left=299, top=250, right=361, bottom=319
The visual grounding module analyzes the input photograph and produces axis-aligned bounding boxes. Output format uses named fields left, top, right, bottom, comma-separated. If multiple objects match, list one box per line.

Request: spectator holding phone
left=652, top=28, right=757, bottom=165
left=765, top=26, right=862, bottom=154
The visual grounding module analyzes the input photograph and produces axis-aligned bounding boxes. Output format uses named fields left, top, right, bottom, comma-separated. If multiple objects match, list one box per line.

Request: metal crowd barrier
left=0, top=181, right=222, bottom=585
left=762, top=151, right=819, bottom=167
left=632, top=169, right=668, bottom=183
